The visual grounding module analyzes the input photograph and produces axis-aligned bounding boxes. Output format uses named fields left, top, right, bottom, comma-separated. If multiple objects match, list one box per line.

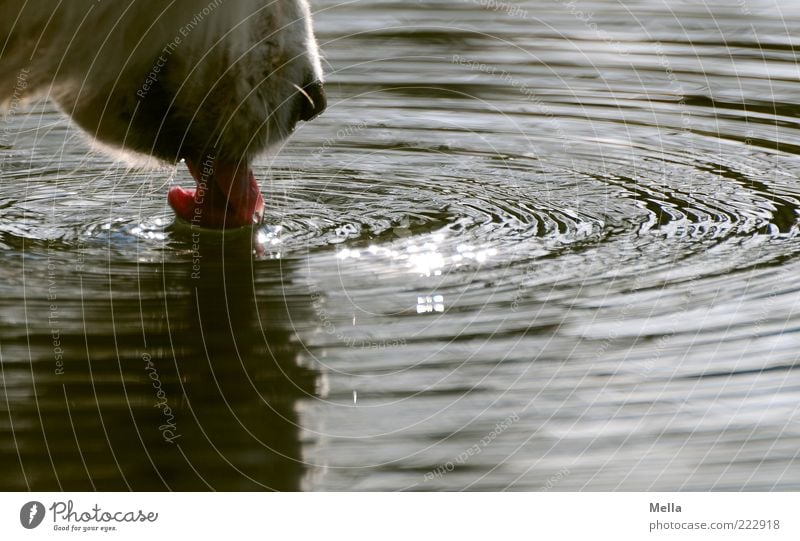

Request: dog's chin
left=71, top=96, right=296, bottom=229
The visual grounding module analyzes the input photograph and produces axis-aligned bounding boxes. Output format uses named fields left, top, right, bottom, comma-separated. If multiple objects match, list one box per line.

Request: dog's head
left=50, top=0, right=325, bottom=227
left=56, top=0, right=325, bottom=164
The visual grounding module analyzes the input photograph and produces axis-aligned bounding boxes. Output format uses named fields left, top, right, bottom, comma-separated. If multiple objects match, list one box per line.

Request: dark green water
left=1, top=0, right=799, bottom=490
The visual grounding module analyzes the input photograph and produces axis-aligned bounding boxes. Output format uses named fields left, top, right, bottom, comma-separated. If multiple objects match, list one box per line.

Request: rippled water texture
left=2, top=0, right=800, bottom=490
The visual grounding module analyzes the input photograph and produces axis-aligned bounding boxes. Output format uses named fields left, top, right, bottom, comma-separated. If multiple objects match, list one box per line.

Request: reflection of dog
left=0, top=0, right=327, bottom=227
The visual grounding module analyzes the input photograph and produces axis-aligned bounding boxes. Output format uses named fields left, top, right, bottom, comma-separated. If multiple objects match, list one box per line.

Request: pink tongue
left=168, top=158, right=264, bottom=229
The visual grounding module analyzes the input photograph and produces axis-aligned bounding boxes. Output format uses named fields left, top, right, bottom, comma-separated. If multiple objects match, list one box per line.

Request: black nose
left=298, top=80, right=326, bottom=121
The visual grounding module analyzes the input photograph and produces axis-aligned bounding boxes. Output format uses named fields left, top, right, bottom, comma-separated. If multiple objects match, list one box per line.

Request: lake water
left=1, top=0, right=799, bottom=490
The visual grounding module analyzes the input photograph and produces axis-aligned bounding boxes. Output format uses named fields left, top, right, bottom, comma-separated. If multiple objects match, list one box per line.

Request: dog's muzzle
left=298, top=80, right=327, bottom=121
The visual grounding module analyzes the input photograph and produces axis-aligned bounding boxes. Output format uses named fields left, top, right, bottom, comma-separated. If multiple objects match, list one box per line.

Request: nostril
left=298, top=80, right=326, bottom=121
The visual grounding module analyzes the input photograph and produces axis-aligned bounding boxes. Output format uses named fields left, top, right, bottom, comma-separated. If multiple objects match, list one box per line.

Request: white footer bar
left=1, top=492, right=797, bottom=540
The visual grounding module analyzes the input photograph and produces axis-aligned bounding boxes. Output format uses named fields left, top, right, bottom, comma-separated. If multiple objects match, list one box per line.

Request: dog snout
left=298, top=80, right=326, bottom=122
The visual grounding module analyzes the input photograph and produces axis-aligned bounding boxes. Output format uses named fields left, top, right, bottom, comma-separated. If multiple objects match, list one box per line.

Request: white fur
left=0, top=0, right=324, bottom=163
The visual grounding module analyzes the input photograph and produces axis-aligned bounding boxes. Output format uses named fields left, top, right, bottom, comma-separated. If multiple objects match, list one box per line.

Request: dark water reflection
left=1, top=236, right=315, bottom=490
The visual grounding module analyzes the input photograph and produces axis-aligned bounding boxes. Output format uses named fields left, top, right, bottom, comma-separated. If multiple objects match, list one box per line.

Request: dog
left=0, top=0, right=326, bottom=228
